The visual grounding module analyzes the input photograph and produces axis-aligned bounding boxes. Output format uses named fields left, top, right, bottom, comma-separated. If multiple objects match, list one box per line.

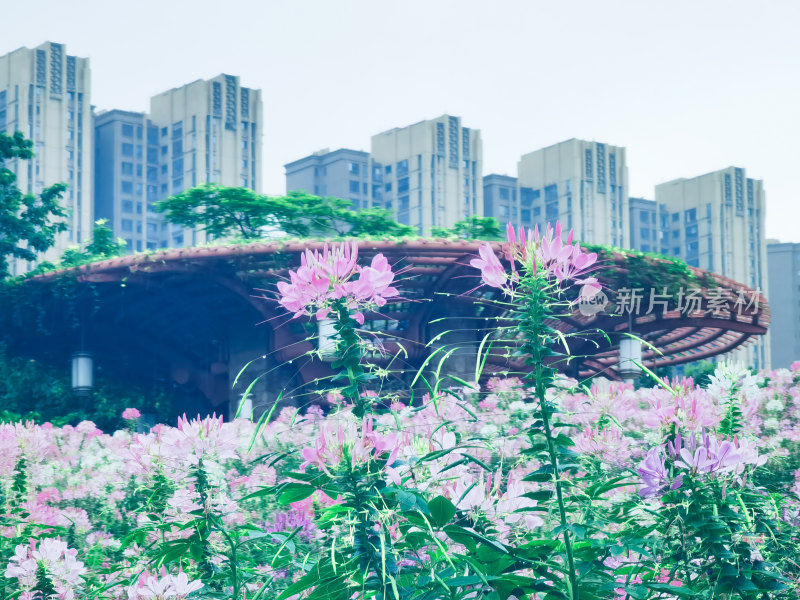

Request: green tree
left=430, top=215, right=503, bottom=240
left=156, top=185, right=415, bottom=241
left=60, top=219, right=127, bottom=267
left=154, top=184, right=298, bottom=240
left=0, top=131, right=68, bottom=280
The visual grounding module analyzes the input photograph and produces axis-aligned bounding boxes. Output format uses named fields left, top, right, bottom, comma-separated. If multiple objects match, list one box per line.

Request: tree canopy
left=0, top=131, right=68, bottom=280
left=154, top=185, right=415, bottom=241
left=430, top=215, right=504, bottom=240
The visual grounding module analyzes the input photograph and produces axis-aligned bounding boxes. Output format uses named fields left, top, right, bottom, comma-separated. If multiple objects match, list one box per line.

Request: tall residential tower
left=94, top=75, right=263, bottom=251
left=149, top=74, right=263, bottom=247
left=0, top=42, right=92, bottom=273
left=767, top=242, right=800, bottom=369
left=655, top=167, right=769, bottom=369
left=370, top=115, right=482, bottom=233
left=517, top=139, right=629, bottom=246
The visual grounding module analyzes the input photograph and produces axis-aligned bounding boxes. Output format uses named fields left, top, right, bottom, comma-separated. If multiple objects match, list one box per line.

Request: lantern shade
left=71, top=351, right=93, bottom=396
left=318, top=318, right=339, bottom=362
left=237, top=396, right=254, bottom=421
left=618, top=338, right=643, bottom=381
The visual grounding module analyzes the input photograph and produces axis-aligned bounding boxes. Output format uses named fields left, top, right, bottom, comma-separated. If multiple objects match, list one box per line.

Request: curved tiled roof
left=26, top=239, right=769, bottom=382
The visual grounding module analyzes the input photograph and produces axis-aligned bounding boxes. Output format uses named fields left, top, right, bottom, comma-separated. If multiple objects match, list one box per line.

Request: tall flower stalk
left=472, top=222, right=598, bottom=599
left=277, top=241, right=398, bottom=416
left=276, top=241, right=401, bottom=595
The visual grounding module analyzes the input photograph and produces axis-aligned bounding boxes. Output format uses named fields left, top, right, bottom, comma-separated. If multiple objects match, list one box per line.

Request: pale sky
left=5, top=0, right=799, bottom=241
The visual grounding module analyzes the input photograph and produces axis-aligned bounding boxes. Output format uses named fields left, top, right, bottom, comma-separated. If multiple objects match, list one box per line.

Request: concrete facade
left=767, top=242, right=800, bottom=369
left=284, top=148, right=380, bottom=211
left=148, top=74, right=263, bottom=247
left=517, top=139, right=629, bottom=246
left=628, top=197, right=662, bottom=253
left=94, top=110, right=164, bottom=252
left=371, top=115, right=483, bottom=233
left=656, top=167, right=769, bottom=369
left=0, top=42, right=92, bottom=274
left=482, top=174, right=518, bottom=227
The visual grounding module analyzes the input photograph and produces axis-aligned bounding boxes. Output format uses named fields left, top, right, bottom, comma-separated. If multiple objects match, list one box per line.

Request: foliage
left=682, top=359, right=717, bottom=387
left=0, top=342, right=172, bottom=431
left=582, top=243, right=716, bottom=312
left=155, top=185, right=415, bottom=241
left=431, top=215, right=504, bottom=240
left=0, top=131, right=68, bottom=280
left=60, top=219, right=128, bottom=267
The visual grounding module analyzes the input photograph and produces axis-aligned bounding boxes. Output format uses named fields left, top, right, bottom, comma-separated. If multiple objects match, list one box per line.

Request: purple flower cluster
left=638, top=429, right=765, bottom=498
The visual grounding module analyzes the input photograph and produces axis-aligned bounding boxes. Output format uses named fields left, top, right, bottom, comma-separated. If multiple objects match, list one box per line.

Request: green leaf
left=645, top=583, right=698, bottom=597
left=427, top=495, right=457, bottom=528
left=277, top=483, right=315, bottom=505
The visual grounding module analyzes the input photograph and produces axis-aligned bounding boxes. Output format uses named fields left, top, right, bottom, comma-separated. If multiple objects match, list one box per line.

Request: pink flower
left=471, top=221, right=599, bottom=293
left=277, top=241, right=398, bottom=322
left=470, top=244, right=508, bottom=290
left=122, top=408, right=141, bottom=420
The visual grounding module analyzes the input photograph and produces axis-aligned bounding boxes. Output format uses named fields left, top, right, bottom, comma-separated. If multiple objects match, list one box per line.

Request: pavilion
left=3, top=239, right=769, bottom=419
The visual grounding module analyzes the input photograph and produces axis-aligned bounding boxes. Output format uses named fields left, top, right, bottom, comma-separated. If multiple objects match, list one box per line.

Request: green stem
left=523, top=281, right=578, bottom=600
left=538, top=378, right=578, bottom=600
left=332, top=301, right=368, bottom=416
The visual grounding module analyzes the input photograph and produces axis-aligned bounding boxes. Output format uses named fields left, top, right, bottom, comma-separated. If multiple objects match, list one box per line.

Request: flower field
left=4, top=224, right=800, bottom=599
left=2, top=365, right=800, bottom=599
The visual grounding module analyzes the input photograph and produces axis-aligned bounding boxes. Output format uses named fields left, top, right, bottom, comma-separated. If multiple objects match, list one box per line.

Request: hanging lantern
left=71, top=351, right=94, bottom=396
left=618, top=338, right=643, bottom=382
left=318, top=319, right=339, bottom=362
left=237, top=395, right=254, bottom=421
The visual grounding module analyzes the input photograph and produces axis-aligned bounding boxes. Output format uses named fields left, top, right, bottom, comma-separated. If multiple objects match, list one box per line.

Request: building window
left=122, top=123, right=134, bottom=137
left=596, top=143, right=606, bottom=192
left=499, top=187, right=510, bottom=201
left=639, top=210, right=649, bottom=223
left=349, top=180, right=360, bottom=194
left=584, top=149, right=593, bottom=179
left=396, top=159, right=408, bottom=177
left=121, top=162, right=133, bottom=175
left=122, top=200, right=133, bottom=213
left=121, top=181, right=133, bottom=194
left=671, top=213, right=679, bottom=222
left=385, top=165, right=392, bottom=175
left=684, top=208, right=697, bottom=223
left=121, top=143, right=133, bottom=156
left=348, top=162, right=360, bottom=175
left=121, top=219, right=133, bottom=232
left=397, top=177, right=409, bottom=194
left=161, top=145, right=168, bottom=156
left=161, top=127, right=167, bottom=137
left=640, top=227, right=650, bottom=240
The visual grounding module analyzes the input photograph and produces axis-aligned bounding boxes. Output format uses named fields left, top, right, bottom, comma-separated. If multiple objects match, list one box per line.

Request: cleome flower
left=471, top=221, right=600, bottom=295
left=5, top=537, right=87, bottom=600
left=277, top=241, right=398, bottom=325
